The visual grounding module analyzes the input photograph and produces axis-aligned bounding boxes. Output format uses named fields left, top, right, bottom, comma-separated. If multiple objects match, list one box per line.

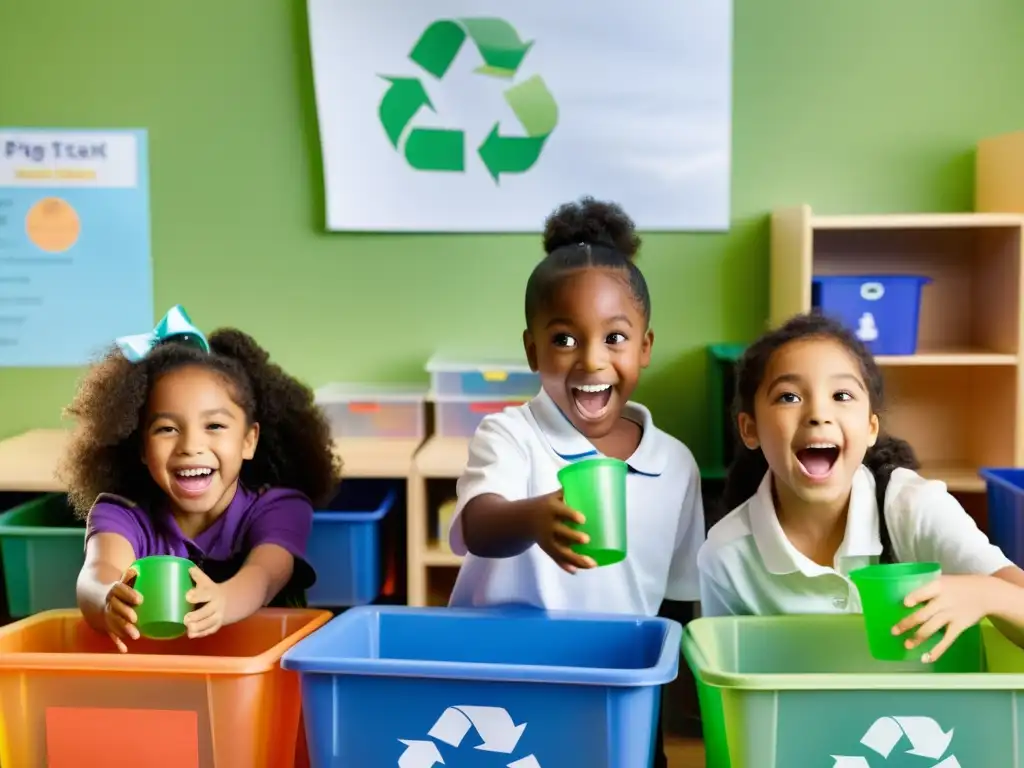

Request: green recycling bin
left=682, top=614, right=1024, bottom=767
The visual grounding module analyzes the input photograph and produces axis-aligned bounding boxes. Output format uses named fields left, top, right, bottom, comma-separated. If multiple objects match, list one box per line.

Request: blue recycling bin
left=980, top=468, right=1024, bottom=567
left=812, top=275, right=930, bottom=355
left=281, top=605, right=681, bottom=768
left=306, top=479, right=397, bottom=607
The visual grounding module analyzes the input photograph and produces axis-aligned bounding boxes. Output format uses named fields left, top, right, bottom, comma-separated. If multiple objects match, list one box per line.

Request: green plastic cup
left=557, top=457, right=628, bottom=567
left=849, top=562, right=942, bottom=662
left=129, top=555, right=195, bottom=640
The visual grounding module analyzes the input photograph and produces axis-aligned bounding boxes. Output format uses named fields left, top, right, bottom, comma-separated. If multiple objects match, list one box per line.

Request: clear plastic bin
left=435, top=396, right=528, bottom=437
left=314, top=383, right=427, bottom=439
left=281, top=606, right=681, bottom=768
left=683, top=614, right=1024, bottom=768
left=0, top=493, right=85, bottom=617
left=306, top=479, right=397, bottom=607
left=0, top=608, right=331, bottom=768
left=426, top=355, right=539, bottom=399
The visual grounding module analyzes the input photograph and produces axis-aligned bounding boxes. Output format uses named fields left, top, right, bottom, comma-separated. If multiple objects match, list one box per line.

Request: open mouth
left=173, top=467, right=215, bottom=496
left=571, top=384, right=614, bottom=420
left=795, top=443, right=840, bottom=479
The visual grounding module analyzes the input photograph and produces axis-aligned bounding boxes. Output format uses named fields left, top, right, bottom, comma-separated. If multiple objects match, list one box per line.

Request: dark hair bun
left=542, top=196, right=641, bottom=260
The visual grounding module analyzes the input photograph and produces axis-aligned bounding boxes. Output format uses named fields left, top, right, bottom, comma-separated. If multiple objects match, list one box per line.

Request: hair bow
left=115, top=305, right=210, bottom=362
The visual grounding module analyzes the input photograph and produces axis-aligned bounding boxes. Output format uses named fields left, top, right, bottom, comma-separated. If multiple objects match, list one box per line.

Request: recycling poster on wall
left=0, top=128, right=152, bottom=367
left=306, top=0, right=733, bottom=232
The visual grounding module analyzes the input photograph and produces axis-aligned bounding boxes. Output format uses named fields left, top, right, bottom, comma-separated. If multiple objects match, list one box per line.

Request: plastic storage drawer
left=812, top=274, right=931, bottom=355
left=0, top=608, right=330, bottom=768
left=314, top=383, right=427, bottom=439
left=427, top=355, right=539, bottom=398
left=683, top=614, right=1024, bottom=768
left=435, top=396, right=527, bottom=437
left=306, top=479, right=397, bottom=607
left=282, top=606, right=681, bottom=768
left=980, top=467, right=1024, bottom=566
left=0, top=493, right=85, bottom=617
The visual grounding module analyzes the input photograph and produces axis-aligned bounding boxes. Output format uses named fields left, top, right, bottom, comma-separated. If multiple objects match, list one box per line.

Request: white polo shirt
left=447, top=388, right=705, bottom=616
left=697, top=465, right=1012, bottom=616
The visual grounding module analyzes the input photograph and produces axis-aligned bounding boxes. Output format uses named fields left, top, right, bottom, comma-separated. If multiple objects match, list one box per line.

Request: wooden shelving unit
left=977, top=131, right=1024, bottom=214
left=770, top=206, right=1024, bottom=493
left=407, top=436, right=469, bottom=607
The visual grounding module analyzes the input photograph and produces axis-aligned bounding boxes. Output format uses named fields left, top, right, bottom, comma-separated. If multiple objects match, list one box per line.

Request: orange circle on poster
left=25, top=197, right=80, bottom=253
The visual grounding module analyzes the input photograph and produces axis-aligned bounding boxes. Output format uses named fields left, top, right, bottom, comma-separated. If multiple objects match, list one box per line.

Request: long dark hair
left=721, top=312, right=919, bottom=563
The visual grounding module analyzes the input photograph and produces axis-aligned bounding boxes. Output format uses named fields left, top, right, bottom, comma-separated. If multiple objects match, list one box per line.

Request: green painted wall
left=1, top=0, right=1022, bottom=463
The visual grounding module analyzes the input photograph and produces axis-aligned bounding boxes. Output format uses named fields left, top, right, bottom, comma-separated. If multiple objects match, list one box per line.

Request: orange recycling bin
left=0, top=608, right=330, bottom=768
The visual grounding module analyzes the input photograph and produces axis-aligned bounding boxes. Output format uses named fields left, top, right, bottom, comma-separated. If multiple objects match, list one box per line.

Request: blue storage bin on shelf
left=980, top=468, right=1024, bottom=566
left=281, top=605, right=681, bottom=768
left=812, top=274, right=931, bottom=355
left=305, top=479, right=397, bottom=607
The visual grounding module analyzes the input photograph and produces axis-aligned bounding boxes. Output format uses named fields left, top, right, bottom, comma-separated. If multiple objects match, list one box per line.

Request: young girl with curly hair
left=61, top=306, right=339, bottom=652
left=698, top=312, right=1024, bottom=664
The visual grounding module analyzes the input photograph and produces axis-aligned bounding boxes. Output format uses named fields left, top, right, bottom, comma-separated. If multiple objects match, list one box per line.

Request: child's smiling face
left=143, top=365, right=259, bottom=522
left=523, top=267, right=653, bottom=439
left=738, top=337, right=880, bottom=508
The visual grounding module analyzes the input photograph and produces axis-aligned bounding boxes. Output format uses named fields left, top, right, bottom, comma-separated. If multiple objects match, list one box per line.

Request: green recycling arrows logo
left=377, top=17, right=559, bottom=182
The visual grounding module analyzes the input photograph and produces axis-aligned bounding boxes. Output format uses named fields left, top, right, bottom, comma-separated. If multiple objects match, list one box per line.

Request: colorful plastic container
left=314, top=382, right=428, bottom=439
left=282, top=606, right=681, bottom=768
left=0, top=493, right=85, bottom=616
left=683, top=614, right=1024, bottom=768
left=426, top=355, right=539, bottom=399
left=0, top=608, right=330, bottom=768
left=434, top=395, right=528, bottom=437
left=980, top=467, right=1024, bottom=567
left=306, top=479, right=397, bottom=607
left=812, top=274, right=931, bottom=355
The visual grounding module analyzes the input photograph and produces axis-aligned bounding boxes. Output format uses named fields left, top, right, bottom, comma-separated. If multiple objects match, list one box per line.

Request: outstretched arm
left=185, top=543, right=297, bottom=637
left=77, top=532, right=140, bottom=650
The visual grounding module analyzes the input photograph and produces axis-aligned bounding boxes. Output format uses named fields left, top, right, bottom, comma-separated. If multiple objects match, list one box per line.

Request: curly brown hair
left=60, top=328, right=341, bottom=516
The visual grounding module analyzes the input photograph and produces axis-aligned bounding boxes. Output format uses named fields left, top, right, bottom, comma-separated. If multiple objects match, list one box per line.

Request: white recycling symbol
left=831, top=716, right=960, bottom=767
left=398, top=705, right=541, bottom=767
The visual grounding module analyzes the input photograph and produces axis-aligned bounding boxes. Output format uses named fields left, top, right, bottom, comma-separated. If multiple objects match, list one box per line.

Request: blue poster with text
left=0, top=128, right=152, bottom=366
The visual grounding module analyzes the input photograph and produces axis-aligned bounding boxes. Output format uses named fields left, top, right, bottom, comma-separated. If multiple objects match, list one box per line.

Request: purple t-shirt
left=85, top=484, right=314, bottom=575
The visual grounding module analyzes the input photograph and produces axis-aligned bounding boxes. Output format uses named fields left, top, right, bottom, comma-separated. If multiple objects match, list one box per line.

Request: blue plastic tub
left=305, top=479, right=397, bottom=607
left=281, top=606, right=681, bottom=768
left=980, top=468, right=1024, bottom=566
left=812, top=275, right=931, bottom=355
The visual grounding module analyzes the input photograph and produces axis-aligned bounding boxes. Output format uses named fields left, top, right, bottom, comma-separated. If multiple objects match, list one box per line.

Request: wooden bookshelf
left=770, top=206, right=1024, bottom=492
left=406, top=436, right=469, bottom=607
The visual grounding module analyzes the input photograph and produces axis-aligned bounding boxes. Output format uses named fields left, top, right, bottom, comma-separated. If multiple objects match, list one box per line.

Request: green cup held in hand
left=850, top=561, right=943, bottom=662
left=557, top=457, right=628, bottom=567
left=130, top=555, right=196, bottom=640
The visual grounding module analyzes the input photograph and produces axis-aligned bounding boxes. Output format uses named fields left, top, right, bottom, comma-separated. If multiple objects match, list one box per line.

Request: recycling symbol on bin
left=398, top=705, right=541, bottom=767
left=831, top=716, right=960, bottom=767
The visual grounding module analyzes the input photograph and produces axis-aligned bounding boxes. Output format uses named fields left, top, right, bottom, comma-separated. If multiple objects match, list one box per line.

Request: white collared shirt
left=697, top=465, right=1013, bottom=616
left=447, top=388, right=705, bottom=615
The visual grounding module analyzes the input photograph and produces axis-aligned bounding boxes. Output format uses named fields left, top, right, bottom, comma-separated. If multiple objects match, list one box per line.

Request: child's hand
left=104, top=567, right=142, bottom=653
left=892, top=574, right=1003, bottom=663
left=184, top=567, right=227, bottom=639
left=529, top=490, right=597, bottom=574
